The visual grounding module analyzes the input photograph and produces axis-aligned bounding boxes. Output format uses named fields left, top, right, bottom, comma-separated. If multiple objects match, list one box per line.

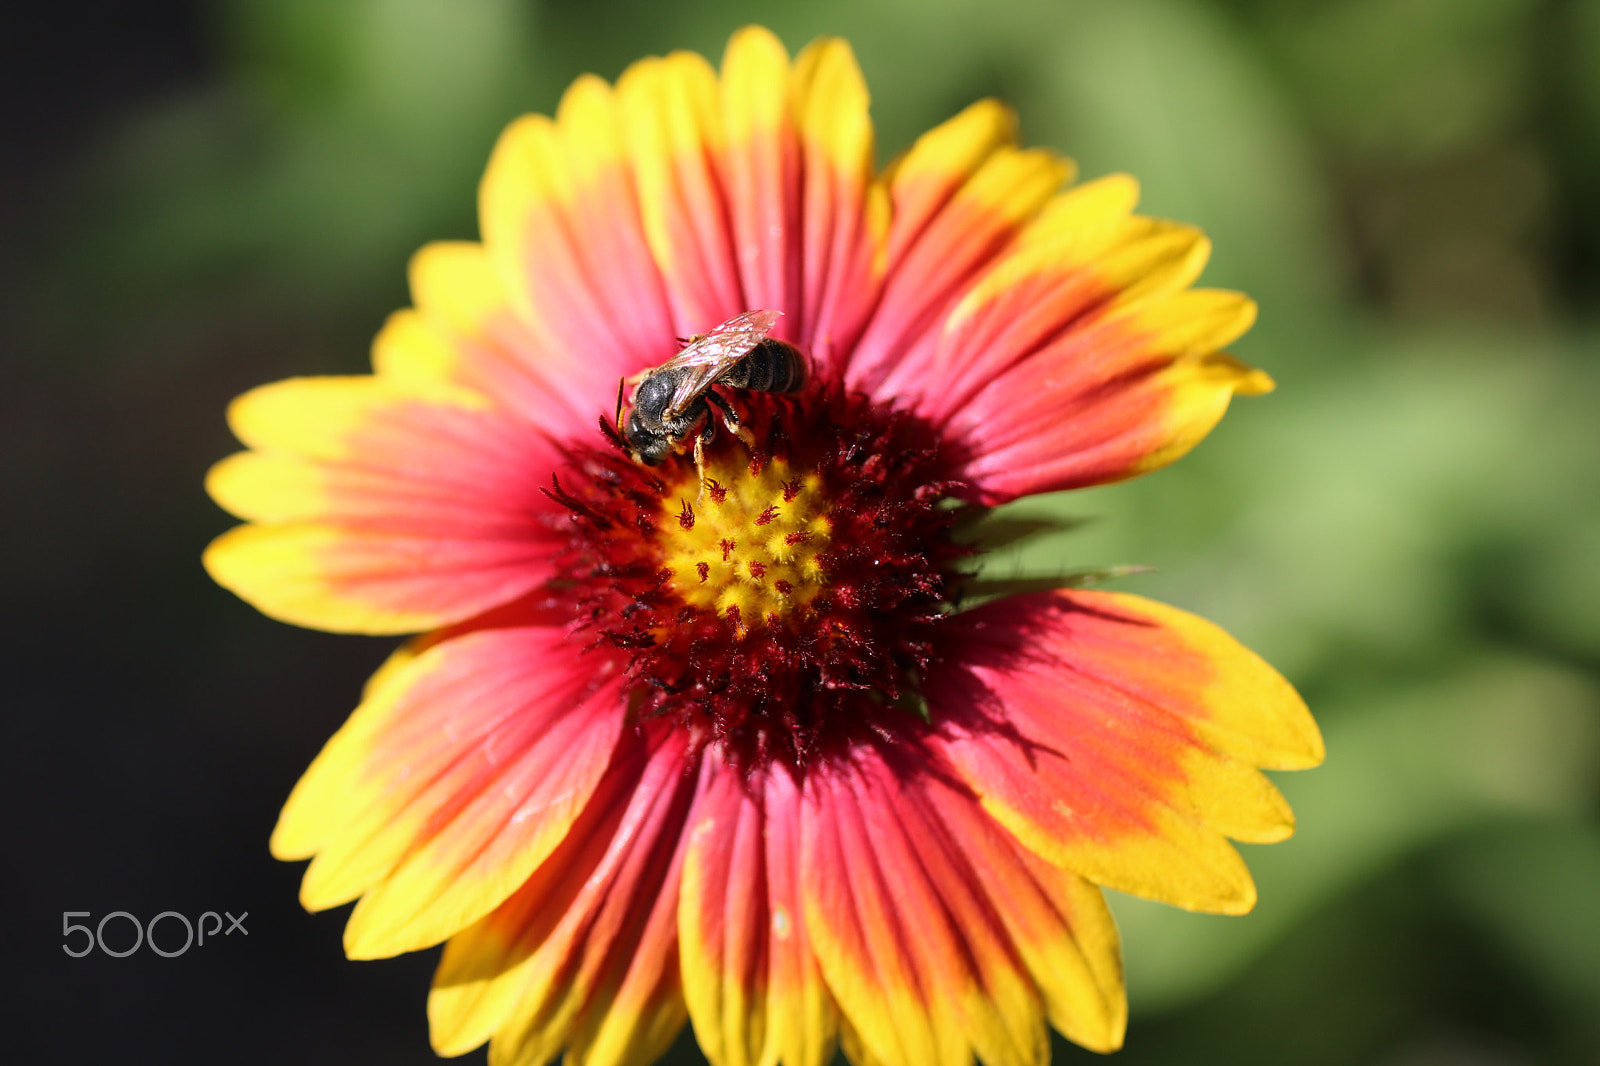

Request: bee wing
left=659, top=310, right=782, bottom=417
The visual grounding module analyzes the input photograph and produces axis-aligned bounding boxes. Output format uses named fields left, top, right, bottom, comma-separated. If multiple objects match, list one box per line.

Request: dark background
left=7, top=2, right=1599, bottom=1064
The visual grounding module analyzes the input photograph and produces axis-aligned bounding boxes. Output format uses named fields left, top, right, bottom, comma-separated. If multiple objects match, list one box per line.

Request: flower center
left=657, top=455, right=832, bottom=633
left=545, top=387, right=970, bottom=767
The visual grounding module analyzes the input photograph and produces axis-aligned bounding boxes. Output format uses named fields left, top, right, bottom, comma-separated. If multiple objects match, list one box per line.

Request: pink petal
left=678, top=755, right=839, bottom=1066
left=429, top=725, right=699, bottom=1065
left=925, top=591, right=1320, bottom=914
left=799, top=743, right=1049, bottom=1066
left=205, top=376, right=569, bottom=633
left=270, top=626, right=628, bottom=958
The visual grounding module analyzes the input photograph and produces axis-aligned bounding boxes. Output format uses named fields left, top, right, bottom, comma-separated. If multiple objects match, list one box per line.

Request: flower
left=204, top=25, right=1323, bottom=1066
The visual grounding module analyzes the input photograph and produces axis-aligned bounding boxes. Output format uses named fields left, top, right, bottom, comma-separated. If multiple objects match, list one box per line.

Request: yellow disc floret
left=658, top=454, right=833, bottom=632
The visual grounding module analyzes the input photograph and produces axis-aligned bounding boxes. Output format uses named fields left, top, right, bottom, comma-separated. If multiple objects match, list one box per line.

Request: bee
left=617, top=309, right=807, bottom=469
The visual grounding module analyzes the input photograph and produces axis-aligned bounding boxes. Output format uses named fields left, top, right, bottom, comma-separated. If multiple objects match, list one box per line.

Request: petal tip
left=727, top=23, right=786, bottom=55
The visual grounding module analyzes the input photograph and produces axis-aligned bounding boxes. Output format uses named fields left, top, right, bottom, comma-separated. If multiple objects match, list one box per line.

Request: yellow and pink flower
left=205, top=26, right=1323, bottom=1066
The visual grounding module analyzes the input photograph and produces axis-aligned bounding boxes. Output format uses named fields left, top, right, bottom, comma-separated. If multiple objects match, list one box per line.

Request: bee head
left=622, top=410, right=671, bottom=466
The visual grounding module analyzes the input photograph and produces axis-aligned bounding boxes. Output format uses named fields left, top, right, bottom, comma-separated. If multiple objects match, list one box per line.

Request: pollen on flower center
left=545, top=387, right=972, bottom=766
left=659, top=456, right=832, bottom=631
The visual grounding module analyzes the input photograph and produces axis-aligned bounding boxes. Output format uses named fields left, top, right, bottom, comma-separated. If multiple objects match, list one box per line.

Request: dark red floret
left=541, top=386, right=972, bottom=768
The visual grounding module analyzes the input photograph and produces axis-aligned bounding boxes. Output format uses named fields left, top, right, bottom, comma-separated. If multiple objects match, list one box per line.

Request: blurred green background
left=6, top=1, right=1598, bottom=1064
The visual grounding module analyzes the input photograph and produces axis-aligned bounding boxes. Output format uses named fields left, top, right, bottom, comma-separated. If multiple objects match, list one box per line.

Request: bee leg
left=704, top=389, right=755, bottom=448
left=692, top=422, right=715, bottom=498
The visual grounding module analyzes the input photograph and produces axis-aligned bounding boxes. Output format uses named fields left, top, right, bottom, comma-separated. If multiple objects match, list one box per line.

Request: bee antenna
left=614, top=377, right=626, bottom=426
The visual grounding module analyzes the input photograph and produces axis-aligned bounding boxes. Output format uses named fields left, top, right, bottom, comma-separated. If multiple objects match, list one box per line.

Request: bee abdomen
left=722, top=339, right=806, bottom=394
